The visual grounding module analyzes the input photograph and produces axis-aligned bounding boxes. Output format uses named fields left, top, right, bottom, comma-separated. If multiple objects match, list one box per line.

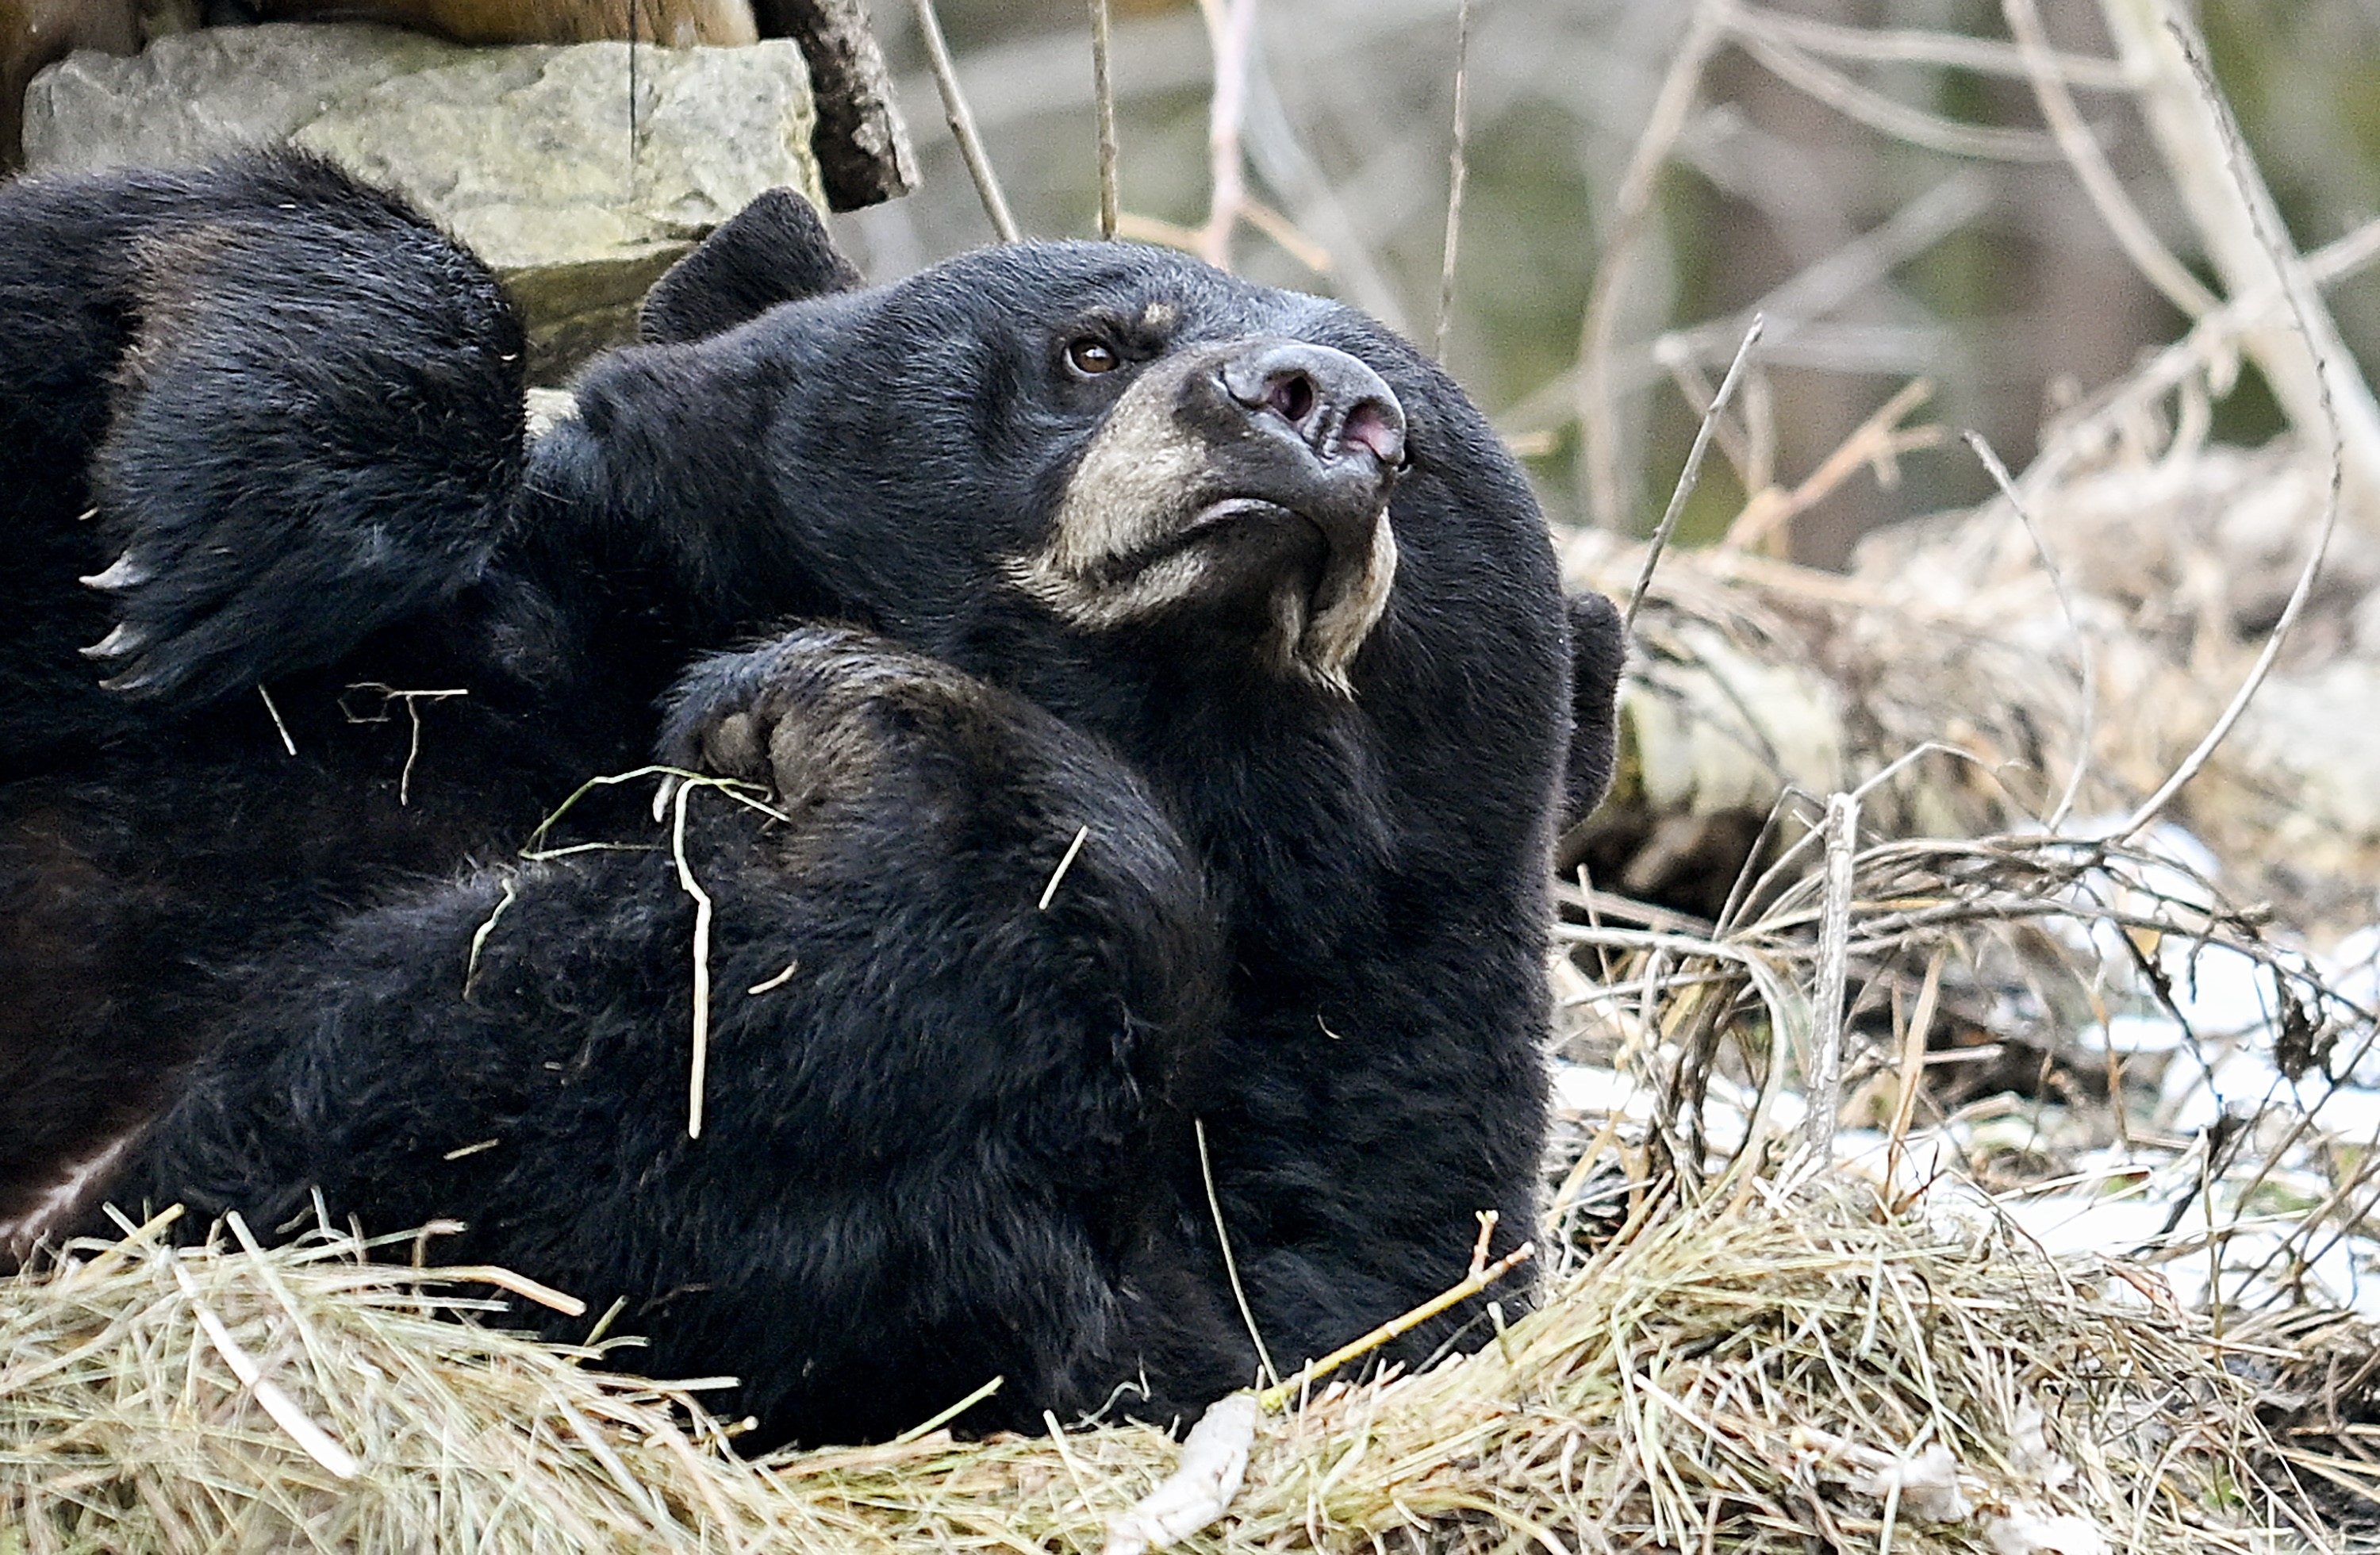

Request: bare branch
left=2004, top=0, right=2215, bottom=319
left=1578, top=0, right=1729, bottom=531
left=2097, top=0, right=2380, bottom=521
left=2030, top=215, right=2380, bottom=491
left=1799, top=793, right=1860, bottom=1169
left=912, top=0, right=1021, bottom=242
left=2112, top=14, right=2346, bottom=839
left=1088, top=0, right=1119, bottom=239
left=1722, top=378, right=1941, bottom=553
left=1196, top=0, right=1260, bottom=270
left=1964, top=429, right=2098, bottom=834
left=1658, top=172, right=1990, bottom=363
left=1626, top=315, right=1764, bottom=632
left=1432, top=0, right=1474, bottom=361
left=1739, top=32, right=2069, bottom=162
left=1727, top=4, right=2132, bottom=89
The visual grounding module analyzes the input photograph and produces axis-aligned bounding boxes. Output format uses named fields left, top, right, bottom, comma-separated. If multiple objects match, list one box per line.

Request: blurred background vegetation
left=836, top=0, right=2380, bottom=568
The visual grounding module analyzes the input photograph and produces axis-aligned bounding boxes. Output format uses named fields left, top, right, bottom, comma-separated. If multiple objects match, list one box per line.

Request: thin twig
left=257, top=685, right=295, bottom=758
left=1196, top=0, right=1259, bottom=270
left=670, top=780, right=716, bottom=1140
left=413, top=1263, right=587, bottom=1316
left=1963, top=428, right=2097, bottom=832
left=1739, top=32, right=2067, bottom=163
left=1579, top=0, right=1728, bottom=531
left=1726, top=4, right=2132, bottom=88
left=1238, top=199, right=1332, bottom=274
left=747, top=959, right=800, bottom=996
left=1038, top=824, right=1091, bottom=912
left=1656, top=353, right=1756, bottom=482
left=1195, top=1118, right=1278, bottom=1389
left=1501, top=175, right=1973, bottom=453
left=461, top=874, right=518, bottom=1004
left=889, top=1375, right=1004, bottom=1445
left=336, top=684, right=467, bottom=808
left=1088, top=0, right=1119, bottom=239
left=1659, top=174, right=1990, bottom=366
left=1801, top=792, right=1858, bottom=1168
left=1217, top=48, right=1395, bottom=318
left=1625, top=314, right=1764, bottom=632
left=1883, top=943, right=1949, bottom=1200
left=2111, top=20, right=2344, bottom=840
left=1254, top=1241, right=1534, bottom=1412
left=1723, top=378, right=1939, bottom=552
left=1433, top=0, right=1475, bottom=361
left=912, top=0, right=1020, bottom=242
left=1123, top=205, right=1326, bottom=276
left=2004, top=0, right=2214, bottom=319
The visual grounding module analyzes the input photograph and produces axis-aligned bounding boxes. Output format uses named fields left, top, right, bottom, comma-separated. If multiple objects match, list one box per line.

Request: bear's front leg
left=107, top=624, right=1257, bottom=1446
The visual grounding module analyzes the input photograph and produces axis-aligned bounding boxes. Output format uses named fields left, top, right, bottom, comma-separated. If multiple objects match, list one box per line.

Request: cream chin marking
left=1009, top=498, right=1398, bottom=697
left=1294, top=508, right=1398, bottom=697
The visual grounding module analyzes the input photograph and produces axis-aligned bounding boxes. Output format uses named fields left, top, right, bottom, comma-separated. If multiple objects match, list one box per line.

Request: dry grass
left=0, top=1182, right=2331, bottom=1552
left=0, top=1211, right=820, bottom=1552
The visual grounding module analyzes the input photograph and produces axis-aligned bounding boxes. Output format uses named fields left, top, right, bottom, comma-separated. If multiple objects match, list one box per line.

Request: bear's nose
left=1219, top=344, right=1407, bottom=470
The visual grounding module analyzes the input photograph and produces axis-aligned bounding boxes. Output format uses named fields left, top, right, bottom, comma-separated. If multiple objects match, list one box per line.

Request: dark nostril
left=1268, top=371, right=1316, bottom=427
left=1219, top=341, right=1407, bottom=469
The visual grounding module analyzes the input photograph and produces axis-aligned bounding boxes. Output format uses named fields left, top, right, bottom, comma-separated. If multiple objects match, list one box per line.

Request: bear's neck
left=989, top=609, right=1563, bottom=1365
left=1001, top=621, right=1560, bottom=1023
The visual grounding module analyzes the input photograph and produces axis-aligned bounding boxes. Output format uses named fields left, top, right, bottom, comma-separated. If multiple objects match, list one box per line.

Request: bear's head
left=547, top=237, right=1589, bottom=831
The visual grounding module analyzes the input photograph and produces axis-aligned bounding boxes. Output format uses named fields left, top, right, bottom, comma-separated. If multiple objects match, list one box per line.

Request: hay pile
left=0, top=1211, right=815, bottom=1551
left=1, top=1186, right=2326, bottom=1551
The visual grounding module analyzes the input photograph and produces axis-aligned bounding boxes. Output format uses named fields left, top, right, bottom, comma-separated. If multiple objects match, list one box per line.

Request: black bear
left=0, top=151, right=1625, bottom=1442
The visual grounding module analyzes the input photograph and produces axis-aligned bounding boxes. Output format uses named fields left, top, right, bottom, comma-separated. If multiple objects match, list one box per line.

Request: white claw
left=98, top=669, right=157, bottom=695
left=79, top=623, right=140, bottom=662
left=80, top=554, right=149, bottom=591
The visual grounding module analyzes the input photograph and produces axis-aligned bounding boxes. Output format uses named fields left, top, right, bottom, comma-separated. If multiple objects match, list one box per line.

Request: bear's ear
left=639, top=187, right=862, bottom=345
left=1560, top=589, right=1626, bottom=831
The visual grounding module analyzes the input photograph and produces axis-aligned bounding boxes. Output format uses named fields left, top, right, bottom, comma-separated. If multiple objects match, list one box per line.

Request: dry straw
left=1, top=1183, right=2325, bottom=1552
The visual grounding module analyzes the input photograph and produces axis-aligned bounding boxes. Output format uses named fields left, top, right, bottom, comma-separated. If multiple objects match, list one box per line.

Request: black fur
left=638, top=186, right=863, bottom=346
left=0, top=151, right=1626, bottom=1442
left=1563, top=590, right=1627, bottom=832
left=0, top=155, right=512, bottom=766
left=117, top=626, right=1249, bottom=1443
left=0, top=156, right=856, bottom=1220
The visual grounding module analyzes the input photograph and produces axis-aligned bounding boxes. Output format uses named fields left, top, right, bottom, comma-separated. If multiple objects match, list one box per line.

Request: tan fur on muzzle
left=1006, top=345, right=1398, bottom=696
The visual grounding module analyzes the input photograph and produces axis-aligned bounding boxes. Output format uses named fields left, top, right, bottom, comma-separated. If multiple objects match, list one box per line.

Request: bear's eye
left=1065, top=337, right=1120, bottom=376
